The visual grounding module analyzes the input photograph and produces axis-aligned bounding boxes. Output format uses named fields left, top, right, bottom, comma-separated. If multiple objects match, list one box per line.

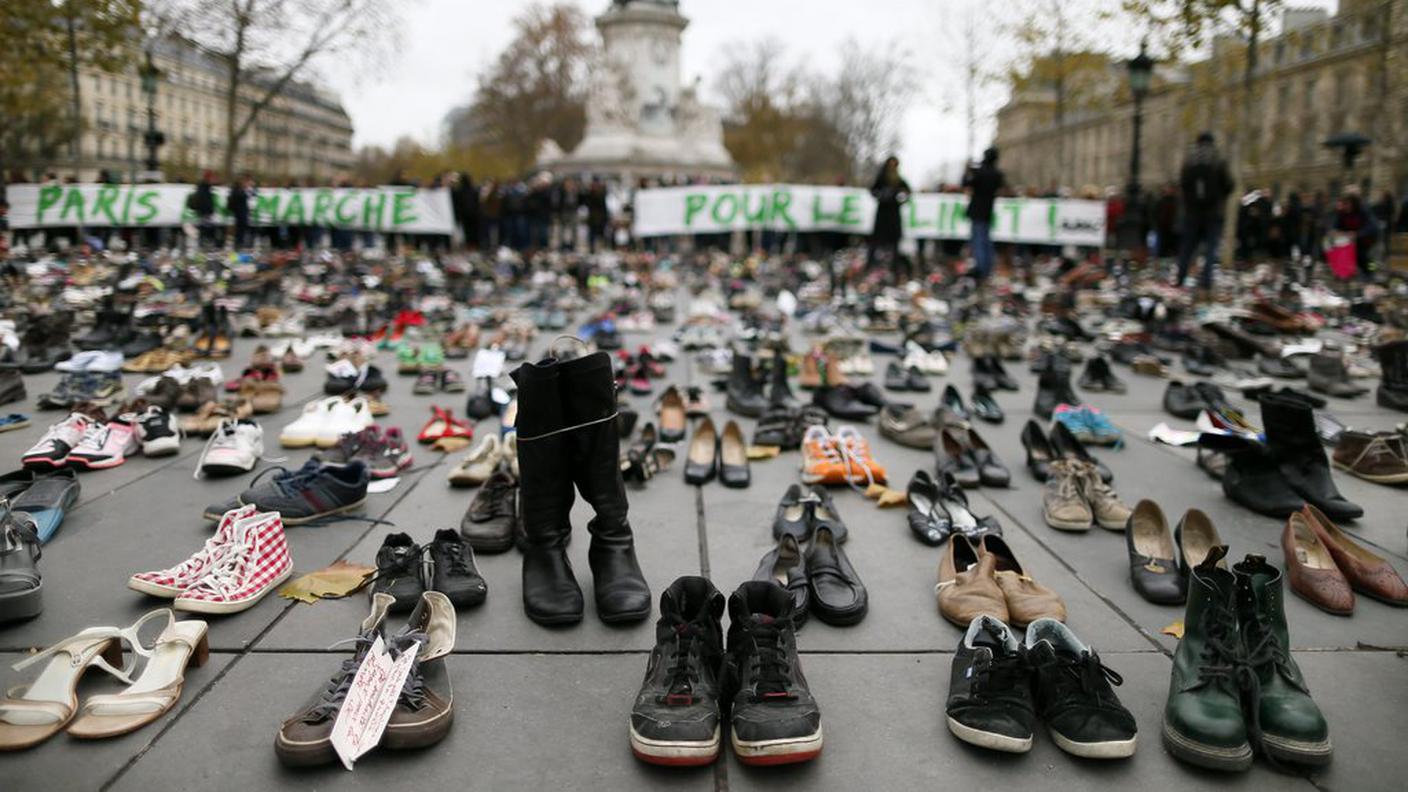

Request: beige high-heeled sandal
left=0, top=610, right=166, bottom=751
left=67, top=611, right=208, bottom=739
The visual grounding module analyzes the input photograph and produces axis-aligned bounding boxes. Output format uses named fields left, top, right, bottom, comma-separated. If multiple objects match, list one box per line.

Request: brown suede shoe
left=1332, top=430, right=1408, bottom=484
left=1302, top=505, right=1408, bottom=607
left=1282, top=511, right=1355, bottom=615
left=937, top=535, right=1007, bottom=627
left=382, top=591, right=457, bottom=750
left=981, top=535, right=1066, bottom=627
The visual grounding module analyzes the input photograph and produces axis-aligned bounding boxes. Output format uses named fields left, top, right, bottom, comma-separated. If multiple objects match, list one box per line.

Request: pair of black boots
left=1203, top=390, right=1362, bottom=521
left=1378, top=340, right=1408, bottom=412
left=727, top=350, right=795, bottom=417
left=512, top=350, right=650, bottom=625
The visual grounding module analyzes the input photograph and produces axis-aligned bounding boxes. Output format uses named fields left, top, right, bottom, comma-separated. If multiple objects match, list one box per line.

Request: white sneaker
left=316, top=397, right=373, bottom=448
left=200, top=419, right=264, bottom=476
left=56, top=350, right=124, bottom=372
left=280, top=398, right=339, bottom=448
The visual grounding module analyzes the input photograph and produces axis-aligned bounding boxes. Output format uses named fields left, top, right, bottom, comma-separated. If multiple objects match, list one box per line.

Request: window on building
left=1274, top=41, right=1285, bottom=64
left=1300, top=34, right=1313, bottom=59
left=1330, top=23, right=1343, bottom=49
left=1361, top=17, right=1378, bottom=43
left=1304, top=76, right=1318, bottom=106
left=1277, top=83, right=1290, bottom=114
left=1335, top=71, right=1352, bottom=108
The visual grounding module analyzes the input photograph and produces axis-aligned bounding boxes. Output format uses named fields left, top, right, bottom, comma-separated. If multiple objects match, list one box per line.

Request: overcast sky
left=323, top=0, right=1337, bottom=185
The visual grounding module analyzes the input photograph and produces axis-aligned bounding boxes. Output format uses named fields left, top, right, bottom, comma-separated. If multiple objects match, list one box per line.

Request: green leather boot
left=1163, top=546, right=1253, bottom=771
left=1233, top=554, right=1333, bottom=766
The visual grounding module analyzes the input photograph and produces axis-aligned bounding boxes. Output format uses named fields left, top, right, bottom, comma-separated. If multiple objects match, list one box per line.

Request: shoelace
left=1342, top=434, right=1407, bottom=471
left=661, top=623, right=702, bottom=702
left=390, top=631, right=430, bottom=710
left=968, top=625, right=1029, bottom=705
left=1050, top=464, right=1084, bottom=502
left=1032, top=646, right=1124, bottom=708
left=1237, top=609, right=1306, bottom=765
left=302, top=633, right=379, bottom=722
left=747, top=619, right=795, bottom=700
left=1188, top=601, right=1242, bottom=698
left=832, top=430, right=877, bottom=493
left=249, top=462, right=323, bottom=497
left=184, top=539, right=252, bottom=599
left=1, top=499, right=41, bottom=558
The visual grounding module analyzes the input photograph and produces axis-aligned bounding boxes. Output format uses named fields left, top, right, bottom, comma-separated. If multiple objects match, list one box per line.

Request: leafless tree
left=818, top=38, right=916, bottom=182
left=150, top=0, right=402, bottom=180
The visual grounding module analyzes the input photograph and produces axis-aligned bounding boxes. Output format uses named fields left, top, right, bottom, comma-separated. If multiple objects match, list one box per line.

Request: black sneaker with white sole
left=1026, top=618, right=1137, bottom=759
left=371, top=532, right=425, bottom=613
left=137, top=405, right=182, bottom=457
left=629, top=576, right=726, bottom=767
left=945, top=615, right=1035, bottom=753
left=203, top=459, right=369, bottom=524
left=724, top=581, right=823, bottom=766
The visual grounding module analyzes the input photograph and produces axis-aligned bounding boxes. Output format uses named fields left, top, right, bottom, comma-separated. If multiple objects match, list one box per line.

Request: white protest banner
left=6, top=183, right=455, bottom=233
left=631, top=184, right=1107, bottom=246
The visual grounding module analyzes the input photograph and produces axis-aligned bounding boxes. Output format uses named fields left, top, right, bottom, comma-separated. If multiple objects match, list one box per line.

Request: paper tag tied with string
left=472, top=349, right=506, bottom=379
left=329, top=636, right=420, bottom=770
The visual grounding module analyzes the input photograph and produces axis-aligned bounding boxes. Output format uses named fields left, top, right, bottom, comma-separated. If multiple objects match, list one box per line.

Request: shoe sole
left=629, top=725, right=721, bottom=766
left=1095, top=516, right=1128, bottom=531
left=381, top=705, right=454, bottom=749
left=946, top=716, right=1032, bottom=753
left=1161, top=717, right=1253, bottom=771
left=526, top=608, right=584, bottom=626
left=598, top=604, right=652, bottom=624
left=200, top=462, right=256, bottom=477
left=274, top=734, right=337, bottom=767
left=173, top=567, right=292, bottom=614
left=127, top=576, right=184, bottom=598
left=142, top=437, right=182, bottom=456
left=1049, top=727, right=1137, bottom=759
left=0, top=419, right=31, bottom=433
left=21, top=455, right=67, bottom=471
left=278, top=435, right=319, bottom=448
left=281, top=497, right=367, bottom=526
left=1260, top=733, right=1333, bottom=766
left=68, top=456, right=127, bottom=470
left=1044, top=511, right=1093, bottom=532
left=0, top=581, right=43, bottom=623
left=1332, top=460, right=1408, bottom=484
left=731, top=726, right=823, bottom=765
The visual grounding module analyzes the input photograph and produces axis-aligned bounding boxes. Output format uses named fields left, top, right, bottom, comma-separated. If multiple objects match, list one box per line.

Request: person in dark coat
left=1334, top=192, right=1379, bottom=280
left=1175, top=132, right=1232, bottom=290
left=228, top=173, right=254, bottom=249
left=962, top=147, right=1005, bottom=280
left=868, top=156, right=910, bottom=280
left=189, top=170, right=217, bottom=249
left=450, top=171, right=479, bottom=250
left=582, top=179, right=610, bottom=253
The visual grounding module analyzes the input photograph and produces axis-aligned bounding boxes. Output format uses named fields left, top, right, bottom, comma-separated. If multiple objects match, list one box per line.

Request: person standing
left=868, top=156, right=911, bottom=280
left=1175, top=132, right=1232, bottom=290
left=582, top=179, right=610, bottom=253
left=228, top=173, right=254, bottom=249
left=189, top=171, right=216, bottom=250
left=962, top=147, right=1004, bottom=281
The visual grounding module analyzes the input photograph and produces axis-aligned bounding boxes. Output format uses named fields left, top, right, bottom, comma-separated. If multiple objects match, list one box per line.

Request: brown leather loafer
left=981, top=535, right=1066, bottom=627
left=937, top=535, right=1007, bottom=627
left=1282, top=511, right=1355, bottom=615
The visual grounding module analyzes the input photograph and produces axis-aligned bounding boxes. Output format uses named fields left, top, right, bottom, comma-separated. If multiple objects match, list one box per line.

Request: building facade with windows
left=65, top=35, right=353, bottom=184
left=994, top=0, right=1408, bottom=199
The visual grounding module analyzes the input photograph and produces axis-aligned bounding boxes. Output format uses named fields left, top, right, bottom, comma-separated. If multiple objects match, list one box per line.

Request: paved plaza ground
left=3, top=324, right=1406, bottom=791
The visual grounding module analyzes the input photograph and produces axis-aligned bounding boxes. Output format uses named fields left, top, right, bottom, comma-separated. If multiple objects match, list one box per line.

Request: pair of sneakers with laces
left=800, top=425, right=887, bottom=487
left=128, top=504, right=292, bottom=614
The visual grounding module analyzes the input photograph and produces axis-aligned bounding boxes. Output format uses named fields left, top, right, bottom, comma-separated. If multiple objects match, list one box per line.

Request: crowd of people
left=3, top=138, right=1406, bottom=293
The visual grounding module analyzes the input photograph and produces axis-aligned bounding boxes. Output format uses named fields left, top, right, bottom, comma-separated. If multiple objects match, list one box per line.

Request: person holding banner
left=962, top=147, right=1005, bottom=282
left=868, top=156, right=910, bottom=281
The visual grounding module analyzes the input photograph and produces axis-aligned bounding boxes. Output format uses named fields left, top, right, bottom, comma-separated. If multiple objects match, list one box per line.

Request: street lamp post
left=1120, top=40, right=1155, bottom=254
left=139, top=49, right=165, bottom=179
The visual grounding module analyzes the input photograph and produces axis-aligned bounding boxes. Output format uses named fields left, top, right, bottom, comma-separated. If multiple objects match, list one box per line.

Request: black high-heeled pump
left=1021, top=419, right=1056, bottom=481
left=1050, top=420, right=1114, bottom=483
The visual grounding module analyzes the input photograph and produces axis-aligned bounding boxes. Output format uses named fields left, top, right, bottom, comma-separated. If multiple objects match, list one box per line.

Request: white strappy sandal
left=0, top=610, right=162, bottom=750
left=67, top=611, right=208, bottom=739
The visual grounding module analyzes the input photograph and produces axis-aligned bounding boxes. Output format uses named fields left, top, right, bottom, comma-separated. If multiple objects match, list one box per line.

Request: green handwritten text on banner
left=633, top=185, right=1106, bottom=245
left=6, top=184, right=454, bottom=233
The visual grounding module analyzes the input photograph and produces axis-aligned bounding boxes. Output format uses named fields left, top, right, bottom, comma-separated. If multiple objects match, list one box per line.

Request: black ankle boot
left=1033, top=364, right=1079, bottom=420
left=726, top=353, right=768, bottom=417
left=510, top=358, right=584, bottom=626
left=767, top=351, right=798, bottom=410
left=1259, top=391, right=1362, bottom=521
left=559, top=351, right=651, bottom=623
left=1203, top=433, right=1305, bottom=518
left=1377, top=340, right=1408, bottom=412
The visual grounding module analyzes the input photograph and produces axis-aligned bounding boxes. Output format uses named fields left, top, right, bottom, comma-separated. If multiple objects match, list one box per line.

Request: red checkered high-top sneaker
left=127, top=504, right=258, bottom=598
left=174, top=510, right=293, bottom=614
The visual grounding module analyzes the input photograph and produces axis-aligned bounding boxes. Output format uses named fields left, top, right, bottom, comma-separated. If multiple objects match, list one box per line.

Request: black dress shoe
left=936, top=427, right=981, bottom=488
left=805, top=525, right=867, bottom=625
left=986, top=356, right=1019, bottom=391
left=1125, top=501, right=1186, bottom=605
left=752, top=534, right=809, bottom=628
left=718, top=420, right=750, bottom=488
left=966, top=428, right=1011, bottom=488
left=941, top=385, right=969, bottom=422
left=684, top=417, right=718, bottom=485
left=1050, top=421, right=1113, bottom=483
left=1257, top=355, right=1304, bottom=380
left=1079, top=356, right=1126, bottom=394
left=970, top=386, right=1003, bottom=424
left=883, top=362, right=910, bottom=391
left=1021, top=420, right=1056, bottom=482
left=813, top=385, right=879, bottom=421
left=906, top=470, right=950, bottom=546
left=1163, top=380, right=1208, bottom=420
left=934, top=471, right=1002, bottom=540
left=428, top=529, right=488, bottom=608
left=851, top=382, right=887, bottom=409
left=772, top=483, right=812, bottom=542
left=905, top=366, right=931, bottom=392
left=1034, top=365, right=1079, bottom=420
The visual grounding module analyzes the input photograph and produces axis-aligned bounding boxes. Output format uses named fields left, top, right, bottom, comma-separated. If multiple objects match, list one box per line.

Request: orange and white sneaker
left=801, top=426, right=843, bottom=484
left=834, top=426, right=887, bottom=486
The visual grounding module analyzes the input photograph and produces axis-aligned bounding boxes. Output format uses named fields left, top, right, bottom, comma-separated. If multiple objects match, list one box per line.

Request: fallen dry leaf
left=863, top=483, right=887, bottom=499
left=278, top=561, right=376, bottom=604
left=433, top=436, right=471, bottom=453
left=746, top=445, right=781, bottom=460
left=875, top=487, right=909, bottom=508
left=1161, top=620, right=1185, bottom=639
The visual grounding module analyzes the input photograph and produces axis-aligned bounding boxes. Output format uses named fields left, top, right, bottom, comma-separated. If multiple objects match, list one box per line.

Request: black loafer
left=905, top=366, right=931, bottom=392
left=813, top=386, right=879, bottom=421
left=805, top=525, right=867, bottom=625
left=772, top=484, right=813, bottom=541
left=883, top=362, right=910, bottom=391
